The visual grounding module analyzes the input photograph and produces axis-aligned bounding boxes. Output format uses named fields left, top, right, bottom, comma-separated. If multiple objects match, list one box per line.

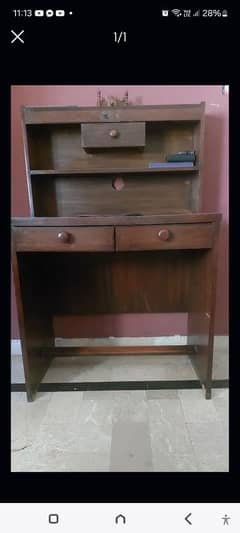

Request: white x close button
left=11, top=30, right=24, bottom=44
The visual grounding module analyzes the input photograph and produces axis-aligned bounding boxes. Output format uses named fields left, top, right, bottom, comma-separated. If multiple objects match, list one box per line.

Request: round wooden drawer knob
left=158, top=229, right=170, bottom=241
left=58, top=231, right=70, bottom=243
left=112, top=176, right=125, bottom=191
left=109, top=129, right=119, bottom=138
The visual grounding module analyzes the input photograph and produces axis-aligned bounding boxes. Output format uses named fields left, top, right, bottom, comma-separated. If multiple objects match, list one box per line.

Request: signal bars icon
left=193, top=10, right=200, bottom=16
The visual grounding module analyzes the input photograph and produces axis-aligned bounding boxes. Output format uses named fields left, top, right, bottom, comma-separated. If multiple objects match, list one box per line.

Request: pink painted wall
left=11, top=85, right=228, bottom=338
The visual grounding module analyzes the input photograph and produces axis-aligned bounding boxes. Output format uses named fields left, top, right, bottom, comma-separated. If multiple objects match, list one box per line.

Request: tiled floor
left=11, top=337, right=229, bottom=472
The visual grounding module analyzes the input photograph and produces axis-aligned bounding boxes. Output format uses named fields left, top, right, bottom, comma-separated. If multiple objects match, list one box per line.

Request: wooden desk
left=11, top=104, right=221, bottom=401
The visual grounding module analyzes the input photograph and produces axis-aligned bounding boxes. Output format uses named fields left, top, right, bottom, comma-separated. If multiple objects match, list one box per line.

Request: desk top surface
left=12, top=213, right=221, bottom=227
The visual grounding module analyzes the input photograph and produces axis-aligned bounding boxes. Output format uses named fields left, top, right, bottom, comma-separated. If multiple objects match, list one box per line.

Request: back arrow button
left=185, top=513, right=192, bottom=525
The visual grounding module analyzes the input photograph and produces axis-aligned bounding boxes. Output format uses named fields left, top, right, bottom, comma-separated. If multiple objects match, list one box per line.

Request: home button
left=115, top=514, right=126, bottom=525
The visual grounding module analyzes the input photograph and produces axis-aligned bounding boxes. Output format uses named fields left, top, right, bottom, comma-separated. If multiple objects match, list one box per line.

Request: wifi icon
left=172, top=9, right=182, bottom=16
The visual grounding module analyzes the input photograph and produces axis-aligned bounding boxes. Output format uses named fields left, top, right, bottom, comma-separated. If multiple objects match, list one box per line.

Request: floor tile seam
left=176, top=395, right=201, bottom=464
left=148, top=415, right=179, bottom=462
left=147, top=398, right=189, bottom=432
left=144, top=418, right=154, bottom=472
left=183, top=425, right=203, bottom=471
left=146, top=398, right=180, bottom=439
left=98, top=391, right=149, bottom=424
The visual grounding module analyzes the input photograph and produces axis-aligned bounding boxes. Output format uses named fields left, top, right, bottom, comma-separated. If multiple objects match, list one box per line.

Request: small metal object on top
left=97, top=90, right=130, bottom=107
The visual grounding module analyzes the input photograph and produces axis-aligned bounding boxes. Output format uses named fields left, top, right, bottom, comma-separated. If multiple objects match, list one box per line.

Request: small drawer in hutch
left=81, top=122, right=146, bottom=148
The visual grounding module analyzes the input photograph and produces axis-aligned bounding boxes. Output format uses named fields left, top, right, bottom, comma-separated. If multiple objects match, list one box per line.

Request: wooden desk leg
left=19, top=317, right=54, bottom=402
left=188, top=312, right=214, bottom=399
left=12, top=252, right=55, bottom=401
left=187, top=239, right=219, bottom=399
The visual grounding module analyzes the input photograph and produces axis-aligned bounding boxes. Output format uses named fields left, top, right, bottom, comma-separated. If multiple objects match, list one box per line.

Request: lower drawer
left=115, top=223, right=215, bottom=251
left=14, top=226, right=114, bottom=252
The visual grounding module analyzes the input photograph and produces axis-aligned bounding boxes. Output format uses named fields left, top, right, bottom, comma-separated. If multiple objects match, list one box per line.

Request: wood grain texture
left=12, top=103, right=222, bottom=401
left=30, top=167, right=199, bottom=175
left=192, top=102, right=205, bottom=211
left=116, top=223, right=214, bottom=251
left=12, top=213, right=221, bottom=227
left=110, top=251, right=203, bottom=314
left=187, top=219, right=221, bottom=398
left=21, top=250, right=212, bottom=315
left=22, top=105, right=205, bottom=216
left=21, top=116, right=34, bottom=217
left=27, top=122, right=195, bottom=172
left=44, top=345, right=195, bottom=356
left=23, top=104, right=204, bottom=124
left=30, top=174, right=193, bottom=217
left=11, top=249, right=54, bottom=401
left=13, top=226, right=114, bottom=252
